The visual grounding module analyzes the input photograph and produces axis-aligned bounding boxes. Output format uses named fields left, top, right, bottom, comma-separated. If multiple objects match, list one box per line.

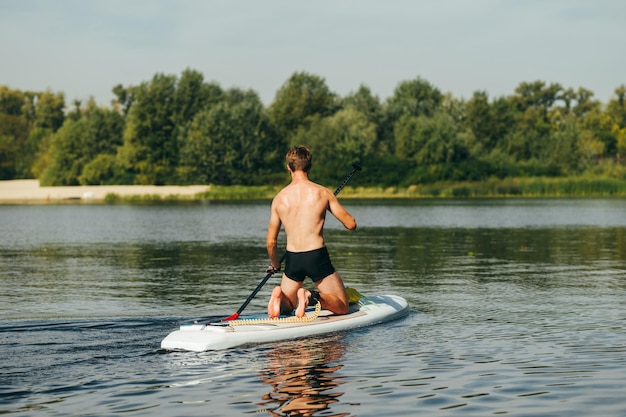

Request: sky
left=1, top=0, right=625, bottom=107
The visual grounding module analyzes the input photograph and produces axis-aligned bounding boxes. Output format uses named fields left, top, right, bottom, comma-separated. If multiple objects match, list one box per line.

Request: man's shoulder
left=308, top=180, right=332, bottom=192
left=274, top=181, right=332, bottom=204
left=271, top=186, right=293, bottom=205
left=304, top=182, right=334, bottom=200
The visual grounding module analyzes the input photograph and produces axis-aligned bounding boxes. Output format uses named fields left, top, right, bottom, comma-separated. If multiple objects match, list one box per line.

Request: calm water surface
left=1, top=199, right=625, bottom=416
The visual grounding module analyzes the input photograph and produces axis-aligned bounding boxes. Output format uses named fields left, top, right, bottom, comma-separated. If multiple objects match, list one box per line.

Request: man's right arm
left=266, top=201, right=282, bottom=269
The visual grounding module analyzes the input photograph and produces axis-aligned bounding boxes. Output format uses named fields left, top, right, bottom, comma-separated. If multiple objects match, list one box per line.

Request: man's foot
left=295, top=288, right=310, bottom=318
left=268, top=286, right=283, bottom=318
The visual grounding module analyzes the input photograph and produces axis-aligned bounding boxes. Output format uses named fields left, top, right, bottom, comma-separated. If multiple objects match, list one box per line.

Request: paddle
left=221, top=162, right=362, bottom=321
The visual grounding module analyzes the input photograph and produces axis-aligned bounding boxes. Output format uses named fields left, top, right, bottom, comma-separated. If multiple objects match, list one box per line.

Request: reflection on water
left=1, top=201, right=626, bottom=416
left=257, top=337, right=348, bottom=417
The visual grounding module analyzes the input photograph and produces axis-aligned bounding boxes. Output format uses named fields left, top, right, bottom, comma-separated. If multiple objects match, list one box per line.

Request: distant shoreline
left=0, top=180, right=209, bottom=204
left=2, top=177, right=626, bottom=204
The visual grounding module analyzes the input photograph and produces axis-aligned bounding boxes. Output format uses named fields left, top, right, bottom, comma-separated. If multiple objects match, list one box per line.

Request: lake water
left=1, top=199, right=625, bottom=416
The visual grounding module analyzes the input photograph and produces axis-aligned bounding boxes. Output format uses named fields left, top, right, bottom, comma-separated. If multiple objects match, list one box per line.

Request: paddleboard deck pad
left=161, top=294, right=409, bottom=351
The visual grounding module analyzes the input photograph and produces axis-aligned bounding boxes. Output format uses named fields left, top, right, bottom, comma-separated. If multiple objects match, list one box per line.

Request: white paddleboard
left=161, top=294, right=409, bottom=352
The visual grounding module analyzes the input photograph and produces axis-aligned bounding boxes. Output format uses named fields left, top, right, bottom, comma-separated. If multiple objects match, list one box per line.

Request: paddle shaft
left=222, top=162, right=362, bottom=321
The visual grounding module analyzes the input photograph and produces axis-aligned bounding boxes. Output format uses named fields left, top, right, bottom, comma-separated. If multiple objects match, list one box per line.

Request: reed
left=195, top=185, right=280, bottom=200
left=104, top=193, right=196, bottom=203
left=101, top=176, right=626, bottom=203
left=334, top=176, right=626, bottom=198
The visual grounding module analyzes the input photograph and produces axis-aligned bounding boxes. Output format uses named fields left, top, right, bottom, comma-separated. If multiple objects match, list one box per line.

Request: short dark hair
left=286, top=145, right=312, bottom=173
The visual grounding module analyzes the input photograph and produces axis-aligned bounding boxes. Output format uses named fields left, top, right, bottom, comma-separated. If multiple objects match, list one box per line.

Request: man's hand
left=265, top=264, right=281, bottom=275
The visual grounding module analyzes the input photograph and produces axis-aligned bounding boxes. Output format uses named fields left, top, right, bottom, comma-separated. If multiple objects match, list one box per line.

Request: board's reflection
left=256, top=336, right=351, bottom=417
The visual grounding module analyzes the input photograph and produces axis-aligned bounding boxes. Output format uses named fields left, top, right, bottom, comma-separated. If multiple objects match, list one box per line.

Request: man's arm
left=266, top=201, right=282, bottom=269
left=327, top=190, right=356, bottom=230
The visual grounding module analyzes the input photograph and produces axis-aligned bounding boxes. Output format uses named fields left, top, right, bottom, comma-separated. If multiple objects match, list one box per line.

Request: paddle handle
left=223, top=252, right=288, bottom=321
left=334, top=162, right=361, bottom=196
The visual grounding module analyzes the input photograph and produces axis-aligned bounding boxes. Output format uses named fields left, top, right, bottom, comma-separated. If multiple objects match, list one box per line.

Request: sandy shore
left=0, top=180, right=209, bottom=203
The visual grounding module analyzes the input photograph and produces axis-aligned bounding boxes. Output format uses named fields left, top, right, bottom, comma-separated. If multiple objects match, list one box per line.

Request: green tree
left=558, top=87, right=577, bottom=114
left=440, top=93, right=466, bottom=125
left=465, top=91, right=493, bottom=152
left=118, top=73, right=181, bottom=184
left=268, top=72, right=337, bottom=141
left=112, top=84, right=134, bottom=116
left=572, top=87, right=600, bottom=119
left=580, top=108, right=617, bottom=156
left=544, top=115, right=581, bottom=174
left=178, top=89, right=281, bottom=185
left=339, top=84, right=388, bottom=157
left=39, top=100, right=124, bottom=185
left=511, top=81, right=562, bottom=115
left=0, top=86, right=60, bottom=179
left=118, top=70, right=227, bottom=184
left=394, top=112, right=469, bottom=178
left=39, top=119, right=84, bottom=185
left=0, top=85, right=24, bottom=116
left=510, top=81, right=564, bottom=138
left=290, top=107, right=377, bottom=184
left=501, top=81, right=567, bottom=166
left=26, top=127, right=53, bottom=179
left=577, top=130, right=605, bottom=170
left=607, top=85, right=626, bottom=130
left=33, top=90, right=65, bottom=131
left=607, top=84, right=626, bottom=159
left=341, top=85, right=387, bottom=155
left=386, top=77, right=443, bottom=120
left=0, top=86, right=30, bottom=179
left=611, top=85, right=626, bottom=160
left=79, top=154, right=123, bottom=185
left=381, top=77, right=443, bottom=154
left=342, top=85, right=383, bottom=125
left=172, top=69, right=224, bottom=136
left=469, top=95, right=516, bottom=175
left=386, top=77, right=443, bottom=124
left=615, top=125, right=626, bottom=160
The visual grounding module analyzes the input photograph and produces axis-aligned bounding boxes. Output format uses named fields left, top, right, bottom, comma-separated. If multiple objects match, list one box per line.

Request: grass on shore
left=101, top=176, right=626, bottom=203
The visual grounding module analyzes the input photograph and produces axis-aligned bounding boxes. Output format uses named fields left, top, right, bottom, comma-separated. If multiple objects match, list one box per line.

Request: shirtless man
left=266, top=146, right=357, bottom=318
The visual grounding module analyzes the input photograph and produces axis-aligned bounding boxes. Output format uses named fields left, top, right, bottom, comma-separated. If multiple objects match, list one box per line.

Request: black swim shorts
left=284, top=247, right=336, bottom=282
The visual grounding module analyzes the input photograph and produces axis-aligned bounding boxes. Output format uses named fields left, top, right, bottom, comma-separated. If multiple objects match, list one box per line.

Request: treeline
left=1, top=69, right=625, bottom=187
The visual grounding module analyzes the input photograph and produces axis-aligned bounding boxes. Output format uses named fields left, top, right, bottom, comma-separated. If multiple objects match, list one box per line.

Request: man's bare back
left=270, top=178, right=355, bottom=252
left=266, top=146, right=356, bottom=318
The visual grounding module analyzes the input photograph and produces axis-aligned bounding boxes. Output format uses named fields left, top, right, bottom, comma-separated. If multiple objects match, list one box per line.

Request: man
left=266, top=145, right=357, bottom=318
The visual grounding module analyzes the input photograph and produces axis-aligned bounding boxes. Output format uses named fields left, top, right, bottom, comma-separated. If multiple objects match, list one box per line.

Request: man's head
left=286, top=145, right=312, bottom=173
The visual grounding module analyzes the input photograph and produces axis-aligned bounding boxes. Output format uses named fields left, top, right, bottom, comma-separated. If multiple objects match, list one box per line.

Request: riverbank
left=0, top=180, right=209, bottom=204
left=2, top=176, right=626, bottom=204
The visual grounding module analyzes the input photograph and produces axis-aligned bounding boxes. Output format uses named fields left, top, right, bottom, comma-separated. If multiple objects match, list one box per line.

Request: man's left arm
left=327, top=191, right=356, bottom=230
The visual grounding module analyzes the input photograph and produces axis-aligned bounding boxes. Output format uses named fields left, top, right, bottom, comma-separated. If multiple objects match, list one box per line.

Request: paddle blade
left=346, top=287, right=362, bottom=304
left=221, top=312, right=240, bottom=322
